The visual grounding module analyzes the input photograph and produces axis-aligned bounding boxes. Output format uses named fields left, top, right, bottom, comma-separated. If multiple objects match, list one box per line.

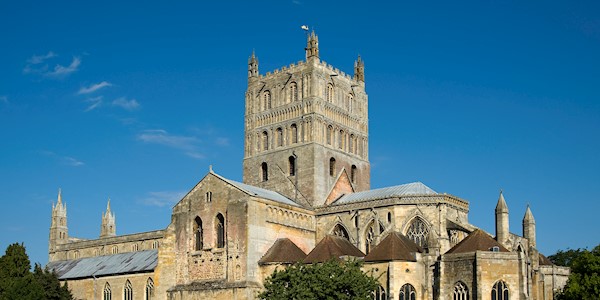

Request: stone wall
left=66, top=272, right=154, bottom=300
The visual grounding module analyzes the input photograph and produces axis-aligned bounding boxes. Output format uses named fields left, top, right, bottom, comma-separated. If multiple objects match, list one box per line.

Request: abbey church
left=47, top=32, right=570, bottom=300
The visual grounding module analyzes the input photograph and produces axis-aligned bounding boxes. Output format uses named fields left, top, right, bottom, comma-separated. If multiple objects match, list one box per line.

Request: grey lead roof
left=333, top=182, right=437, bottom=204
left=46, top=250, right=157, bottom=280
left=218, top=176, right=300, bottom=207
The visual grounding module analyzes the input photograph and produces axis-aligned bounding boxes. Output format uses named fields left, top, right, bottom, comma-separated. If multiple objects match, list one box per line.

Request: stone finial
left=248, top=50, right=259, bottom=78
left=305, top=30, right=319, bottom=60
left=354, top=55, right=365, bottom=82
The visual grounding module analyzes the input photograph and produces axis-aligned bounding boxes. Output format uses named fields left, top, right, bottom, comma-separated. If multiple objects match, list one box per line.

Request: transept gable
left=325, top=168, right=355, bottom=205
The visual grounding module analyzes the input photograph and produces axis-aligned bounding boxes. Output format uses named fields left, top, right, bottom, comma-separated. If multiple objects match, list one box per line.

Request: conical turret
left=495, top=190, right=509, bottom=245
left=100, top=198, right=116, bottom=238
left=523, top=205, right=536, bottom=248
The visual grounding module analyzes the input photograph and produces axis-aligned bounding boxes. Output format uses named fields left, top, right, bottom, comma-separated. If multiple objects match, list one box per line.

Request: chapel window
left=123, top=280, right=133, bottom=300
left=399, top=283, right=416, bottom=300
left=453, top=281, right=469, bottom=300
left=145, top=278, right=154, bottom=300
left=290, top=82, right=298, bottom=101
left=329, top=157, right=336, bottom=177
left=194, top=216, right=203, bottom=251
left=261, top=162, right=268, bottom=181
left=491, top=281, right=509, bottom=300
left=406, top=217, right=429, bottom=248
left=216, top=213, right=225, bottom=248
left=103, top=283, right=112, bottom=300
left=289, top=156, right=296, bottom=176
left=372, top=285, right=386, bottom=300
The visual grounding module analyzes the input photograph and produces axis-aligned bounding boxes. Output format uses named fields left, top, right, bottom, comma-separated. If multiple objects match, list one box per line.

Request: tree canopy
left=552, top=244, right=600, bottom=300
left=0, top=243, right=73, bottom=300
left=258, top=259, right=380, bottom=300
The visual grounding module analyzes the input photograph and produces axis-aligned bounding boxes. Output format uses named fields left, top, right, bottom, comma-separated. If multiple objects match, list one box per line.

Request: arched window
left=261, top=162, right=268, bottom=181
left=291, top=124, right=298, bottom=143
left=406, top=217, right=429, bottom=248
left=145, top=278, right=154, bottom=300
left=332, top=224, right=349, bottom=240
left=365, top=220, right=385, bottom=254
left=348, top=93, right=354, bottom=112
left=326, top=125, right=333, bottom=145
left=263, top=91, right=271, bottom=110
left=123, top=280, right=133, bottom=300
left=216, top=213, right=225, bottom=248
left=289, top=156, right=296, bottom=176
left=351, top=165, right=357, bottom=183
left=290, top=82, right=298, bottom=102
left=349, top=134, right=355, bottom=154
left=262, top=131, right=269, bottom=151
left=399, top=283, right=416, bottom=300
left=276, top=127, right=283, bottom=147
left=372, top=285, right=386, bottom=300
left=453, top=281, right=469, bottom=300
left=194, top=216, right=203, bottom=251
left=111, top=246, right=118, bottom=254
left=326, top=83, right=334, bottom=102
left=491, top=281, right=509, bottom=300
left=338, top=130, right=344, bottom=149
left=152, top=241, right=159, bottom=249
left=132, top=244, right=138, bottom=252
left=103, top=283, right=112, bottom=300
left=329, top=157, right=336, bottom=177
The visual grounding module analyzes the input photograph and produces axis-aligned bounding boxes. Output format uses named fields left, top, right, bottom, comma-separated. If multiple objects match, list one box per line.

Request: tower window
left=326, top=125, right=333, bottom=145
left=261, top=162, right=268, bottom=181
left=216, top=213, right=225, bottom=248
left=262, top=131, right=269, bottom=151
left=351, top=165, right=357, bottom=183
left=329, top=157, right=336, bottom=177
left=289, top=156, right=296, bottom=176
left=348, top=93, right=354, bottom=112
left=290, top=82, right=298, bottom=102
left=276, top=127, right=283, bottom=147
left=291, top=124, right=298, bottom=143
left=263, top=91, right=271, bottom=110
left=349, top=134, right=355, bottom=154
left=326, top=83, right=334, bottom=102
left=338, top=130, right=344, bottom=149
left=194, top=216, right=203, bottom=251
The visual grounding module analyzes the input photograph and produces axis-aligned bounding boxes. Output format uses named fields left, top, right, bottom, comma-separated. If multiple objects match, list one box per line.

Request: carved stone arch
left=331, top=223, right=350, bottom=241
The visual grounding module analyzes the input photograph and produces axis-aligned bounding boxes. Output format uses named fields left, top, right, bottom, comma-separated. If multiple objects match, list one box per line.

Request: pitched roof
left=332, top=182, right=437, bottom=205
left=303, top=235, right=365, bottom=263
left=46, top=250, right=157, bottom=280
left=364, top=232, right=423, bottom=262
left=539, top=253, right=554, bottom=266
left=211, top=172, right=300, bottom=207
left=258, top=238, right=307, bottom=265
left=445, top=229, right=510, bottom=254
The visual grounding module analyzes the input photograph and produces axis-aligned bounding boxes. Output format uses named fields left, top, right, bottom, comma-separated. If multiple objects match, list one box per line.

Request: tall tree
left=258, top=259, right=379, bottom=300
left=555, top=244, right=600, bottom=300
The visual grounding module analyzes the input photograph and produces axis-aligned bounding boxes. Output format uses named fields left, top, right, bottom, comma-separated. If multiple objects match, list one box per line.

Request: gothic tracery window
left=372, top=285, right=386, bottom=300
left=216, top=213, right=225, bottom=248
left=406, top=217, right=429, bottom=248
left=194, top=216, right=203, bottom=251
left=491, top=281, right=509, bottom=300
left=145, top=278, right=154, bottom=300
left=332, top=224, right=349, bottom=240
left=399, top=283, right=416, bottom=300
left=123, top=280, right=133, bottom=300
left=103, top=283, right=111, bottom=300
left=453, top=281, right=469, bottom=300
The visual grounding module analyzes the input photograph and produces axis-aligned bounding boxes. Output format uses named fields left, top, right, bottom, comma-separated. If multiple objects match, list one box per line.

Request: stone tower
left=495, top=191, right=509, bottom=246
left=523, top=205, right=536, bottom=248
left=49, top=189, right=68, bottom=254
left=242, top=31, right=370, bottom=207
left=100, top=199, right=116, bottom=238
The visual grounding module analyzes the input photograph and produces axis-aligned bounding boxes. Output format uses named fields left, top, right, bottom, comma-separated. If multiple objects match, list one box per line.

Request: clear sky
left=1, top=1, right=599, bottom=266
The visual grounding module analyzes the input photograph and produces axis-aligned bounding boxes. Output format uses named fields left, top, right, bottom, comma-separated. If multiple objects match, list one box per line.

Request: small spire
left=106, top=198, right=111, bottom=213
left=209, top=165, right=213, bottom=173
left=354, top=55, right=365, bottom=82
left=523, top=205, right=535, bottom=223
left=495, top=190, right=509, bottom=212
left=57, top=188, right=63, bottom=205
left=305, top=30, right=319, bottom=60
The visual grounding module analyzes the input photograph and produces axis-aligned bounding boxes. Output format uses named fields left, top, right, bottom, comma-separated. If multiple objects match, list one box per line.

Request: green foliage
left=0, top=243, right=73, bottom=300
left=555, top=244, right=600, bottom=300
left=258, top=259, right=380, bottom=300
left=549, top=248, right=585, bottom=267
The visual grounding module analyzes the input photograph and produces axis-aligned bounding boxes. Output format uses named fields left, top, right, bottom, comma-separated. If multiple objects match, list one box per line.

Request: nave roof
left=47, top=250, right=157, bottom=280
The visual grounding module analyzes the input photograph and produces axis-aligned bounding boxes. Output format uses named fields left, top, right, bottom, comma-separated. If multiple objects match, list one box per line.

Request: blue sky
left=1, top=1, right=599, bottom=266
